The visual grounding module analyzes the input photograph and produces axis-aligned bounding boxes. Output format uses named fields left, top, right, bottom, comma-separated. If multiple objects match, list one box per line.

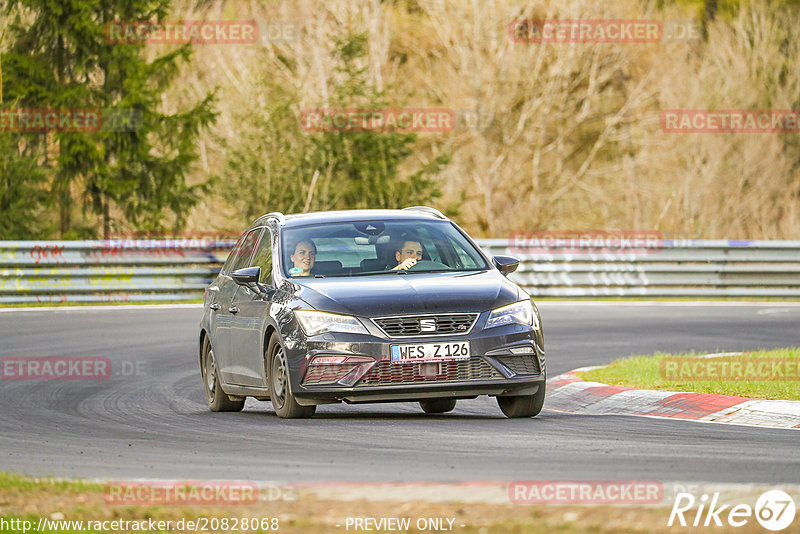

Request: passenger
left=391, top=239, right=423, bottom=271
left=289, top=240, right=316, bottom=277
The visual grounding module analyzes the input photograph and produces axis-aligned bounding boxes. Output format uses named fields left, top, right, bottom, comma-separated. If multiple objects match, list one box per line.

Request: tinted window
left=228, top=229, right=261, bottom=274
left=220, top=232, right=248, bottom=275
left=250, top=228, right=273, bottom=284
left=281, top=220, right=487, bottom=277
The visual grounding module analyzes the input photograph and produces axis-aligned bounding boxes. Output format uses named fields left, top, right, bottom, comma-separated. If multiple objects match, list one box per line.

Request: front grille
left=357, top=358, right=502, bottom=386
left=495, top=355, right=540, bottom=376
left=372, top=314, right=478, bottom=337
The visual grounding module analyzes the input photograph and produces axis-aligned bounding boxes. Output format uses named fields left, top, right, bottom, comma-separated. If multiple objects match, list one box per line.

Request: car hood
left=292, top=270, right=522, bottom=317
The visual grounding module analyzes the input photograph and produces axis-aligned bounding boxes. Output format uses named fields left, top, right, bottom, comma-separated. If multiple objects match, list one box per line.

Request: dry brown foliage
left=164, top=0, right=799, bottom=239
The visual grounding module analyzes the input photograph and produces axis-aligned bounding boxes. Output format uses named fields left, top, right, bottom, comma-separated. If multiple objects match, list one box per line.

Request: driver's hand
left=393, top=258, right=417, bottom=270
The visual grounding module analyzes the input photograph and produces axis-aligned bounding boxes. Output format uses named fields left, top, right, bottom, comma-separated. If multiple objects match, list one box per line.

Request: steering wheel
left=408, top=260, right=449, bottom=271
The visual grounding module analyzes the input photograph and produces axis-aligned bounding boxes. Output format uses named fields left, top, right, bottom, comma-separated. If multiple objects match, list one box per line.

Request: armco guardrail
left=1, top=239, right=799, bottom=303
left=480, top=239, right=800, bottom=298
left=0, top=240, right=235, bottom=304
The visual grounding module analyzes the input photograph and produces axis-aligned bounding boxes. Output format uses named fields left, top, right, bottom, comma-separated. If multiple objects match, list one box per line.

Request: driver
left=391, top=239, right=423, bottom=270
left=289, top=239, right=316, bottom=277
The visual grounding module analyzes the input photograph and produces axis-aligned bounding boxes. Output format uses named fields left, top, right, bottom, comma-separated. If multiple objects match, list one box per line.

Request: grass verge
left=0, top=472, right=705, bottom=534
left=578, top=348, right=800, bottom=400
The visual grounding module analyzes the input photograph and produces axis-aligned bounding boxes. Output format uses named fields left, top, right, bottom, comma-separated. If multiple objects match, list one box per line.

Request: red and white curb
left=546, top=366, right=800, bottom=429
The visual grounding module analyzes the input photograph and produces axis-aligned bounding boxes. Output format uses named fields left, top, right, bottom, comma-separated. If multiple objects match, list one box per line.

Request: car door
left=228, top=226, right=275, bottom=387
left=213, top=228, right=262, bottom=385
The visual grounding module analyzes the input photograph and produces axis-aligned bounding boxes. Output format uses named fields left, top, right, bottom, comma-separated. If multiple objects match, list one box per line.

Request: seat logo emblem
left=419, top=319, right=437, bottom=332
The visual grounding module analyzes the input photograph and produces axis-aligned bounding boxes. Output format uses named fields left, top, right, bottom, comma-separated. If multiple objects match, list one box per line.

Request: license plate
left=391, top=342, right=470, bottom=364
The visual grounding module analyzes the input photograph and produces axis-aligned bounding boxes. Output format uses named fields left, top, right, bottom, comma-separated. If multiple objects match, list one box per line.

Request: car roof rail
left=253, top=211, right=286, bottom=227
left=402, top=206, right=447, bottom=219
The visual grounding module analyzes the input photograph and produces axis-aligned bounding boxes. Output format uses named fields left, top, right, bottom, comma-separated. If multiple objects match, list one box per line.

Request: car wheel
left=201, top=336, right=245, bottom=412
left=497, top=384, right=545, bottom=418
left=419, top=399, right=457, bottom=414
left=267, top=335, right=316, bottom=419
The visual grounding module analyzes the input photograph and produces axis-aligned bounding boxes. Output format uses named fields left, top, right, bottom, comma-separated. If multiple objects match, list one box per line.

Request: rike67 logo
left=669, top=490, right=796, bottom=531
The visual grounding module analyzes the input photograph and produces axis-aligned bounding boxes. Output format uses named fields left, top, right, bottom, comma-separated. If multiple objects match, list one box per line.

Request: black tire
left=200, top=336, right=245, bottom=412
left=267, top=335, right=316, bottom=419
left=419, top=398, right=457, bottom=414
left=497, top=384, right=545, bottom=418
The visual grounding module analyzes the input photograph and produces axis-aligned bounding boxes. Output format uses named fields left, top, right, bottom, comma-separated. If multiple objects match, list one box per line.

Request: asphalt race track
left=0, top=303, right=798, bottom=484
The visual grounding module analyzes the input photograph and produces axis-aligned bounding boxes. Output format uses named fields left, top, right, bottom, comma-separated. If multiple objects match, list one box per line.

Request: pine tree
left=220, top=33, right=447, bottom=223
left=0, top=133, right=51, bottom=239
left=1, top=0, right=217, bottom=238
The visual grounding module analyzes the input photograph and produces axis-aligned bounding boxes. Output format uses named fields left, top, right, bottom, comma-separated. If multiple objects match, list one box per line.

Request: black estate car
left=199, top=207, right=545, bottom=418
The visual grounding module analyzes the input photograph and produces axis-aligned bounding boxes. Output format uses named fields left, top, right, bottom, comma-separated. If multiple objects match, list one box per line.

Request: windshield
left=280, top=220, right=489, bottom=278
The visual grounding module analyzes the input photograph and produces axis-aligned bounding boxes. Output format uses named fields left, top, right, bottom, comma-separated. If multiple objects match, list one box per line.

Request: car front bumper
left=284, top=321, right=545, bottom=405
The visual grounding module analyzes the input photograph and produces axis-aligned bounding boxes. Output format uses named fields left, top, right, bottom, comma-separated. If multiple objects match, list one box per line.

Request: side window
left=250, top=228, right=273, bottom=284
left=228, top=229, right=261, bottom=274
left=221, top=233, right=247, bottom=275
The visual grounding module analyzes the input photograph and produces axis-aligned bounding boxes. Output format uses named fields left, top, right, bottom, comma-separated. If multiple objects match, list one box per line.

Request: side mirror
left=231, top=266, right=272, bottom=298
left=493, top=255, right=520, bottom=276
left=232, top=266, right=261, bottom=285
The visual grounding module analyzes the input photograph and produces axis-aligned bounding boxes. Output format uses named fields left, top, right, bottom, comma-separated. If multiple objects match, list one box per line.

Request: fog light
left=312, top=356, right=347, bottom=365
left=510, top=346, right=535, bottom=354
left=304, top=356, right=376, bottom=386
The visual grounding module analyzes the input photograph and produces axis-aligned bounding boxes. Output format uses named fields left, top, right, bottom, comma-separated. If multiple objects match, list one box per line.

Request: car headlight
left=295, top=310, right=369, bottom=336
left=486, top=300, right=539, bottom=330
